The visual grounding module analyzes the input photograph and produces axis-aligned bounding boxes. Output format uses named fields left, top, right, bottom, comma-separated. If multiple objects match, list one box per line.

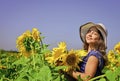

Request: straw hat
left=79, top=22, right=107, bottom=47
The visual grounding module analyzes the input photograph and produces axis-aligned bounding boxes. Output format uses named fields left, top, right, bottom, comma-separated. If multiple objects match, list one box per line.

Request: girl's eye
left=87, top=30, right=91, bottom=33
left=93, top=32, right=99, bottom=36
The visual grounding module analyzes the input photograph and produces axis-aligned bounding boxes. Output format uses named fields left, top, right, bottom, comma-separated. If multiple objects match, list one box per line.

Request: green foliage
left=0, top=45, right=67, bottom=81
left=1, top=47, right=120, bottom=81
left=1, top=28, right=120, bottom=81
left=105, top=67, right=120, bottom=81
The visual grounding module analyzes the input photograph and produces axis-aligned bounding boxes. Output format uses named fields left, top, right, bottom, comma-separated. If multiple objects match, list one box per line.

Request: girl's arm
left=72, top=56, right=99, bottom=80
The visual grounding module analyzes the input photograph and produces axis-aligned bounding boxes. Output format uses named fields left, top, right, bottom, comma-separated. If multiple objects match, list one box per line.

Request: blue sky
left=0, top=0, right=120, bottom=51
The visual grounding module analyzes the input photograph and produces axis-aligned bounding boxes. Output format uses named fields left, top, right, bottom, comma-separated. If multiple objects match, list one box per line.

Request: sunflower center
left=66, top=54, right=76, bottom=66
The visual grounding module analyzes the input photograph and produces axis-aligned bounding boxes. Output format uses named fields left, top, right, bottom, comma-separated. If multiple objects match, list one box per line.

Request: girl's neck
left=88, top=44, right=97, bottom=52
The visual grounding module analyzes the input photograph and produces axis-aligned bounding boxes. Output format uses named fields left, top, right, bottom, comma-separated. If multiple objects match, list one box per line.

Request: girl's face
left=85, top=27, right=100, bottom=45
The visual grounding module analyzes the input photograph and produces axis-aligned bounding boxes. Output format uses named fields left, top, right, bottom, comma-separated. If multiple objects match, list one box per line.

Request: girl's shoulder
left=88, top=50, right=105, bottom=69
left=88, top=50, right=103, bottom=59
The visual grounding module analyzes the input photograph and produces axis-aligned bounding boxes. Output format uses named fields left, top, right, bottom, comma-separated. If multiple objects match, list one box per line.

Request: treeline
left=0, top=49, right=19, bottom=54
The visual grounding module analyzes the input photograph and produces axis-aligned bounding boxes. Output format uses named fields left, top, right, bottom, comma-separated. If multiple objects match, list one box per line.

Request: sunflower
left=32, top=28, right=41, bottom=42
left=106, top=49, right=120, bottom=71
left=16, top=28, right=41, bottom=57
left=16, top=35, right=25, bottom=48
left=75, top=49, right=87, bottom=57
left=65, top=50, right=80, bottom=72
left=46, top=48, right=67, bottom=66
left=58, top=42, right=67, bottom=51
left=45, top=42, right=67, bottom=66
left=24, top=30, right=31, bottom=37
left=114, top=42, right=120, bottom=54
left=107, top=50, right=115, bottom=62
left=53, top=48, right=65, bottom=59
left=54, top=53, right=67, bottom=66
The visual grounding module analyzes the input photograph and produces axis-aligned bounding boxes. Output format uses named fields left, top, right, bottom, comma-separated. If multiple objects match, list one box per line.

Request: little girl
left=72, top=22, right=108, bottom=81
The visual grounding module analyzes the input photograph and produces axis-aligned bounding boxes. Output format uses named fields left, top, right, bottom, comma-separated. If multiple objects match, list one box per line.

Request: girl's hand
left=72, top=71, right=81, bottom=79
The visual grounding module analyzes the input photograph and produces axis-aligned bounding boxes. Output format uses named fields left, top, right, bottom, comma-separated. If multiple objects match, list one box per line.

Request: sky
left=0, top=0, right=120, bottom=52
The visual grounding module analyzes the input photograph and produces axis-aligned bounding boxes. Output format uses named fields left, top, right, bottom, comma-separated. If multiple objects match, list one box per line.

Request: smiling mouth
left=86, top=37, right=92, bottom=40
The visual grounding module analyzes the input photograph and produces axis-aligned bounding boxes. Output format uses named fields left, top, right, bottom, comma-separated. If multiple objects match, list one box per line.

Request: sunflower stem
left=31, top=45, right=35, bottom=69
left=89, top=74, right=106, bottom=81
left=40, top=39, right=44, bottom=49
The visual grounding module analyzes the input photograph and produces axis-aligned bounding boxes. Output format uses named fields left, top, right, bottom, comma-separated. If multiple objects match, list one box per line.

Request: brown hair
left=83, top=26, right=108, bottom=65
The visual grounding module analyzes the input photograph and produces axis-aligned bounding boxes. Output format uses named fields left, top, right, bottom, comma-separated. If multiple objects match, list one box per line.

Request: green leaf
left=53, top=76, right=61, bottom=81
left=36, top=65, right=52, bottom=81
left=106, top=70, right=116, bottom=81
left=13, top=56, right=29, bottom=65
left=15, top=72, right=28, bottom=81
left=99, top=78, right=106, bottom=81
left=54, top=66, right=67, bottom=71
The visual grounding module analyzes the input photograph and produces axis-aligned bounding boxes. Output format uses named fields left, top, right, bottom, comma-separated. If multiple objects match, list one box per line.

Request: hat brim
left=79, top=22, right=107, bottom=47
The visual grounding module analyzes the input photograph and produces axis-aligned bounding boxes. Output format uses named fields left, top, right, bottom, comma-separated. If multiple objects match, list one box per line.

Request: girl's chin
left=86, top=41, right=95, bottom=44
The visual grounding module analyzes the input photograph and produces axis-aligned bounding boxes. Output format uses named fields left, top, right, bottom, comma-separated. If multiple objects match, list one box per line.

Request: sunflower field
left=0, top=28, right=120, bottom=81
